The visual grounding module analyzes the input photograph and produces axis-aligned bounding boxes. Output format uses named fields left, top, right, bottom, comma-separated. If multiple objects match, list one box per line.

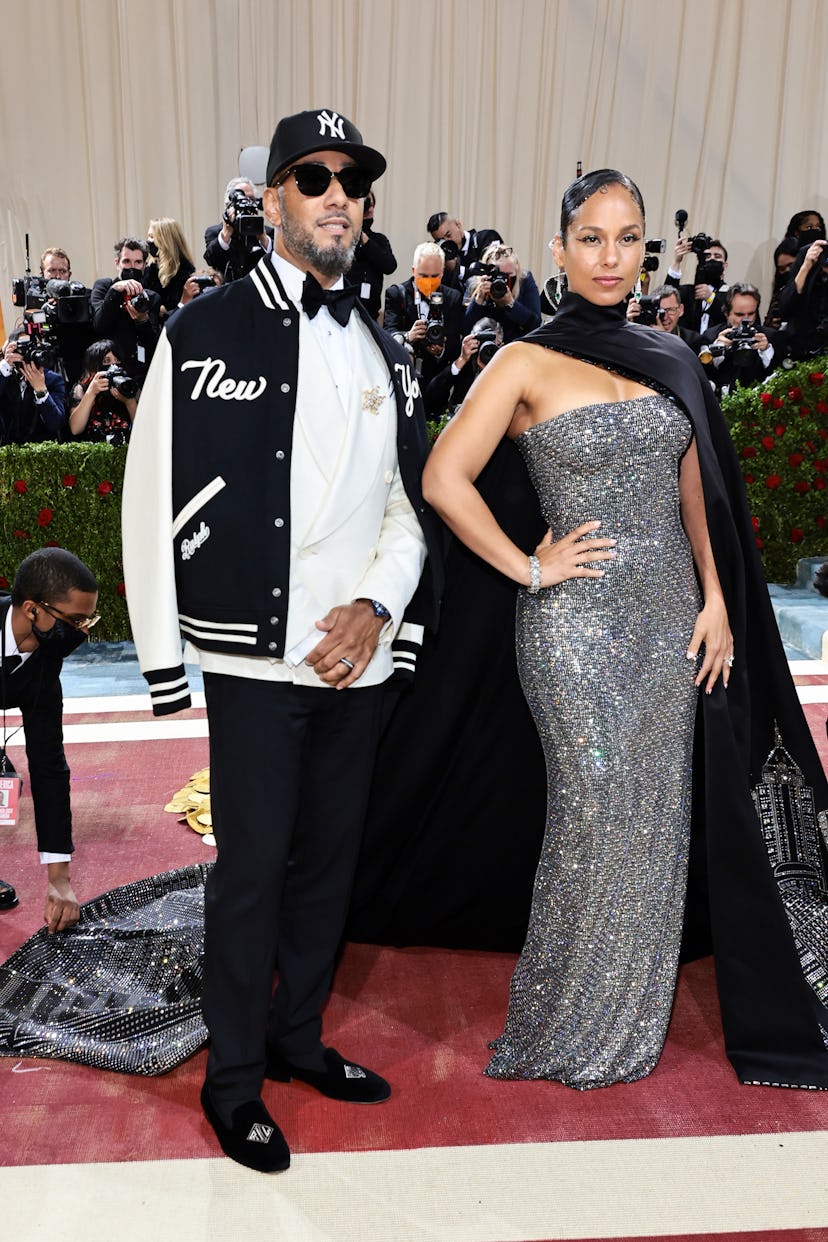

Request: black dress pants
left=201, top=673, right=384, bottom=1109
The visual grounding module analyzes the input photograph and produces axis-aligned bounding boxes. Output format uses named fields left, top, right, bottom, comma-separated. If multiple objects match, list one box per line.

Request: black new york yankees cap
left=265, top=108, right=387, bottom=186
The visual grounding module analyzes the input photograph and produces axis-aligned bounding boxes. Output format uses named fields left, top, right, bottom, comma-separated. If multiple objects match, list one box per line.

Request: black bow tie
left=301, top=274, right=359, bottom=327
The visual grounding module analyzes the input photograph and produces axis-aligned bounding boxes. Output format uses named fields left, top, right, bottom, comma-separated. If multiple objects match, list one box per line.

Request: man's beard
left=278, top=197, right=357, bottom=279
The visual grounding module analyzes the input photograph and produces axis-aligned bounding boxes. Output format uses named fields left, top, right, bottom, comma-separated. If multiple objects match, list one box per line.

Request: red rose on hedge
left=794, top=481, right=810, bottom=494
left=809, top=372, right=824, bottom=384
left=760, top=392, right=772, bottom=406
left=756, top=536, right=764, bottom=549
left=789, top=453, right=804, bottom=467
left=788, top=387, right=803, bottom=401
left=816, top=516, right=827, bottom=528
left=62, top=474, right=77, bottom=488
left=817, top=401, right=828, bottom=415
left=13, top=480, right=27, bottom=494
left=751, top=516, right=760, bottom=531
left=772, top=398, right=785, bottom=410
left=819, top=429, right=828, bottom=440
left=765, top=475, right=782, bottom=489
left=97, top=481, right=113, bottom=496
left=13, top=529, right=29, bottom=539
left=37, top=508, right=53, bottom=526
left=775, top=424, right=786, bottom=436
left=790, top=527, right=805, bottom=543
left=740, top=446, right=757, bottom=458
left=117, top=582, right=126, bottom=598
left=744, top=474, right=754, bottom=483
left=815, top=478, right=827, bottom=491
left=761, top=436, right=776, bottom=451
left=0, top=577, right=7, bottom=589
left=44, top=541, right=60, bottom=548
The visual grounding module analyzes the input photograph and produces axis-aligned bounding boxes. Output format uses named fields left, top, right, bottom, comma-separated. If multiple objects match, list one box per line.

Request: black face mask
left=119, top=266, right=144, bottom=283
left=798, top=228, right=826, bottom=248
left=146, top=240, right=159, bottom=258
left=30, top=611, right=72, bottom=649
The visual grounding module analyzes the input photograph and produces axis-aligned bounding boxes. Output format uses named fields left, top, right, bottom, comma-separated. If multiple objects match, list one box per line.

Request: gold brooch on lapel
left=362, top=385, right=385, bottom=415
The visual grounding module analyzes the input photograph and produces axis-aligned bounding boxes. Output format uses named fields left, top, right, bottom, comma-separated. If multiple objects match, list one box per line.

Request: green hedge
left=0, top=443, right=128, bottom=641
left=720, top=356, right=828, bottom=582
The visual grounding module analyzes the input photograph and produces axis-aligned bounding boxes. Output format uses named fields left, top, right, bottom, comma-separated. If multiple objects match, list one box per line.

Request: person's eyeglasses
left=37, top=601, right=101, bottom=632
left=275, top=163, right=373, bottom=200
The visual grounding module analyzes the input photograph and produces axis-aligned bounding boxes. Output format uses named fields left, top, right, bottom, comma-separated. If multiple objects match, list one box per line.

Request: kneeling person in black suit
left=0, top=549, right=99, bottom=931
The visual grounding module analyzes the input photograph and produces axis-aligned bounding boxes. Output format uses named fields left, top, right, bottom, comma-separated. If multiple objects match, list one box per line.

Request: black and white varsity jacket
left=122, top=257, right=443, bottom=716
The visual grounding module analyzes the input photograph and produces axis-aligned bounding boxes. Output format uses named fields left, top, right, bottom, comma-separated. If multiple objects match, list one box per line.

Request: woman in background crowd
left=69, top=339, right=138, bottom=444
left=143, top=218, right=196, bottom=316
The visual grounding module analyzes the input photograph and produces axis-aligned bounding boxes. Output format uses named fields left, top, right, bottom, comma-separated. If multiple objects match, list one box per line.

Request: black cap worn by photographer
left=265, top=108, right=386, bottom=187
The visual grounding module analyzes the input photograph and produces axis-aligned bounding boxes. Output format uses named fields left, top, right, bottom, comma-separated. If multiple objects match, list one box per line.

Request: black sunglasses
left=275, top=163, right=373, bottom=200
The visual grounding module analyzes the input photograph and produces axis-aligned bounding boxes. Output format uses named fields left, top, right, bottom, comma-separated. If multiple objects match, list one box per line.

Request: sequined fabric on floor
left=0, top=863, right=209, bottom=1075
left=486, top=396, right=701, bottom=1088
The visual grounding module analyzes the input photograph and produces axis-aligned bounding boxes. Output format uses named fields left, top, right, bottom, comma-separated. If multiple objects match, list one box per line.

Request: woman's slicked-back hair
left=560, top=169, right=645, bottom=242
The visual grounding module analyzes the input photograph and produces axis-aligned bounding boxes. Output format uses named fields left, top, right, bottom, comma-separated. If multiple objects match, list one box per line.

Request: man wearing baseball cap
left=123, top=108, right=441, bottom=1172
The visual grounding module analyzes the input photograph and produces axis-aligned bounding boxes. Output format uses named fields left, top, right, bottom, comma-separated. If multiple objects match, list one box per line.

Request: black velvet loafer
left=0, top=880, right=18, bottom=911
left=200, top=1083, right=290, bottom=1173
left=265, top=1046, right=391, bottom=1103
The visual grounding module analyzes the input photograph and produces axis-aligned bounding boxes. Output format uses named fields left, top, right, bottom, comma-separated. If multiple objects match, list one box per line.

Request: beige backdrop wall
left=0, top=0, right=825, bottom=335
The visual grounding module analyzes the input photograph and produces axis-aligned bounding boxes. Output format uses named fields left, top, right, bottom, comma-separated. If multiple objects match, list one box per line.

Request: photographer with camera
left=665, top=234, right=729, bottom=334
left=68, top=339, right=139, bottom=445
left=0, top=328, right=66, bottom=445
left=344, top=191, right=396, bottom=320
left=162, top=269, right=223, bottom=326
left=91, top=238, right=161, bottom=380
left=778, top=231, right=828, bottom=362
left=383, top=241, right=464, bottom=383
left=426, top=212, right=503, bottom=289
left=626, top=283, right=704, bottom=351
left=463, top=242, right=541, bottom=342
left=203, top=177, right=274, bottom=284
left=424, top=317, right=504, bottom=417
left=38, top=249, right=93, bottom=387
left=700, top=282, right=781, bottom=393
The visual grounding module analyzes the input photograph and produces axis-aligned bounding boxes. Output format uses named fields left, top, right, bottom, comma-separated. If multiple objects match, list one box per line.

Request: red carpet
left=1, top=707, right=827, bottom=1178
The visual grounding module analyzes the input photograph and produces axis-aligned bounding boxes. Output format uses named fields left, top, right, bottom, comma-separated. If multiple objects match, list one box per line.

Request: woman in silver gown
left=422, top=170, right=828, bottom=1090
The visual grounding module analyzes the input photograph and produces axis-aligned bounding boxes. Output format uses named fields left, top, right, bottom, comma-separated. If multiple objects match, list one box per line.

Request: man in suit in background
left=0, top=549, right=99, bottom=930
left=203, top=177, right=274, bottom=283
left=383, top=241, right=465, bottom=385
left=123, top=106, right=441, bottom=1174
left=427, top=210, right=503, bottom=289
left=90, top=238, right=162, bottom=380
left=0, top=330, right=67, bottom=445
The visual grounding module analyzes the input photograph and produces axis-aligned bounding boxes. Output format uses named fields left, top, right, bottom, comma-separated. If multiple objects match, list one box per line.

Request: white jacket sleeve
left=122, top=333, right=192, bottom=715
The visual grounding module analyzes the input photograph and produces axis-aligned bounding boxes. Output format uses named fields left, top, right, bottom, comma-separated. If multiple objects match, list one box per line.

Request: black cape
left=352, top=291, right=828, bottom=1091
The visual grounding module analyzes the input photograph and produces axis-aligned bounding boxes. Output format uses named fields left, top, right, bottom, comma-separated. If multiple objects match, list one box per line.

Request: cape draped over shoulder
left=524, top=291, right=828, bottom=1088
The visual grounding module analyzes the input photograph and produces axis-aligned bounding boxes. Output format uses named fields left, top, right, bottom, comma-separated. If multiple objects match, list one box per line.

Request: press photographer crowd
left=2, top=184, right=827, bottom=444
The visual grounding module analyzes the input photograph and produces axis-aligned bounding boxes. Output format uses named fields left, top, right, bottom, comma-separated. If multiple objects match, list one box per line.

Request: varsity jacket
left=122, top=256, right=443, bottom=716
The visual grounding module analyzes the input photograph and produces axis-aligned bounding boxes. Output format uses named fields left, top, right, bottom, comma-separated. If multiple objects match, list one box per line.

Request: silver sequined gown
left=486, top=394, right=701, bottom=1088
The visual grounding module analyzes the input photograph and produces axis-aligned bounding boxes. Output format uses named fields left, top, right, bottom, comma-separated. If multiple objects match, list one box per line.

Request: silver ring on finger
left=724, top=655, right=734, bottom=668
left=339, top=657, right=355, bottom=670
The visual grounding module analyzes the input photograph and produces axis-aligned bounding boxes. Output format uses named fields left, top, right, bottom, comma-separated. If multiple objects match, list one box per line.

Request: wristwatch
left=358, top=598, right=391, bottom=620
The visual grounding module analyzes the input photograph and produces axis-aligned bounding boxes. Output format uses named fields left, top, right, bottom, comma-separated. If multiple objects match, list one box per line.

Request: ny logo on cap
left=317, top=110, right=345, bottom=140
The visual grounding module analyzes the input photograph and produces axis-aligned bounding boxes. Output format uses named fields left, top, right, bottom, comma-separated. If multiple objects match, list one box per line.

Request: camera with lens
left=636, top=295, right=665, bottom=326
left=191, top=275, right=217, bottom=294
left=424, top=292, right=446, bottom=347
left=475, top=331, right=501, bottom=367
left=12, top=329, right=58, bottom=372
left=467, top=262, right=511, bottom=301
left=641, top=238, right=666, bottom=274
left=11, top=274, right=48, bottom=310
left=43, top=279, right=91, bottom=324
left=438, top=238, right=459, bottom=263
left=225, top=187, right=265, bottom=239
left=726, top=318, right=759, bottom=364
left=695, top=258, right=725, bottom=290
left=103, top=364, right=138, bottom=398
left=687, top=232, right=714, bottom=258
left=124, top=289, right=150, bottom=314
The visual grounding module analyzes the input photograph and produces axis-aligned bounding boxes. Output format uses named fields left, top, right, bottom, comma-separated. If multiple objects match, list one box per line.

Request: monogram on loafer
left=265, top=1046, right=391, bottom=1103
left=200, top=1084, right=290, bottom=1173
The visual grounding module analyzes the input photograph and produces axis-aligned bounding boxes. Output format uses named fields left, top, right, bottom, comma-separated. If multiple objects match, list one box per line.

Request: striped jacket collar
left=248, top=254, right=291, bottom=312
